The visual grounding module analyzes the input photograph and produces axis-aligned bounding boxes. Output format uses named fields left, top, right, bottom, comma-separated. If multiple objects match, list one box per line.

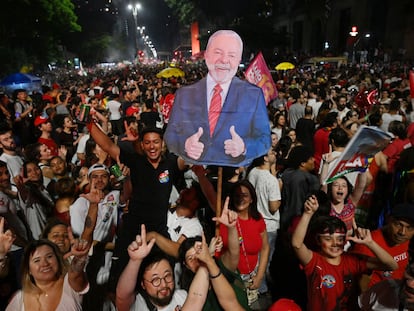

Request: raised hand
left=194, top=232, right=214, bottom=265
left=184, top=127, right=204, bottom=160
left=213, top=197, right=238, bottom=227
left=127, top=224, right=156, bottom=262
left=58, top=145, right=67, bottom=159
left=347, top=226, right=373, bottom=245
left=208, top=235, right=223, bottom=255
left=121, top=120, right=139, bottom=142
left=65, top=226, right=90, bottom=259
left=0, top=217, right=15, bottom=255
left=119, top=163, right=130, bottom=178
left=303, top=194, right=319, bottom=215
left=80, top=180, right=104, bottom=204
left=224, top=125, right=245, bottom=157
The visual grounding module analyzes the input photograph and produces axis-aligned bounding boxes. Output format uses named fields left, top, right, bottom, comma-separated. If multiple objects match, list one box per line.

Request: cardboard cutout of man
left=165, top=30, right=270, bottom=167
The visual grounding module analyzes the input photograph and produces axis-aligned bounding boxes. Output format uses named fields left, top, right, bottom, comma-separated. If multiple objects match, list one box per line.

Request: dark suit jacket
left=165, top=77, right=271, bottom=166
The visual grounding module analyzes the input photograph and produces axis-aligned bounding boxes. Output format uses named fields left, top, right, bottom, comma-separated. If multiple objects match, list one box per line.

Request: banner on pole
left=245, top=52, right=278, bottom=105
left=322, top=126, right=391, bottom=185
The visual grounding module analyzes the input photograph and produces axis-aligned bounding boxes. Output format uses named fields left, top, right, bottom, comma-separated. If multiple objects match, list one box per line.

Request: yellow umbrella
left=275, top=62, right=295, bottom=70
left=156, top=67, right=185, bottom=78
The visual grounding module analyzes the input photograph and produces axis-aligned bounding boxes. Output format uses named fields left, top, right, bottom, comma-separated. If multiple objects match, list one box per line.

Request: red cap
left=269, top=299, right=302, bottom=311
left=34, top=115, right=49, bottom=127
left=126, top=106, right=140, bottom=117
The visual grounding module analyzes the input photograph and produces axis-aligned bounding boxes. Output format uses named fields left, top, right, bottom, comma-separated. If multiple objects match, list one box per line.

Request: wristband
left=209, top=270, right=222, bottom=279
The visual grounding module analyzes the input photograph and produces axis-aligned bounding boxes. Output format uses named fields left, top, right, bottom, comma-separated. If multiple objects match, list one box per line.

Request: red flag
left=245, top=52, right=277, bottom=105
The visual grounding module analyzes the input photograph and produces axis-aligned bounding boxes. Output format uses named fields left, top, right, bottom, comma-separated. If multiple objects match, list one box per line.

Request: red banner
left=245, top=52, right=277, bottom=105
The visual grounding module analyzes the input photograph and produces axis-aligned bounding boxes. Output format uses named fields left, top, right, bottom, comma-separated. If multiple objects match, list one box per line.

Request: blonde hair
left=21, top=239, right=67, bottom=293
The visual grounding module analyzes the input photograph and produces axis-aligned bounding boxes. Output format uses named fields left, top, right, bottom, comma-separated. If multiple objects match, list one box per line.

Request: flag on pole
left=245, top=52, right=278, bottom=105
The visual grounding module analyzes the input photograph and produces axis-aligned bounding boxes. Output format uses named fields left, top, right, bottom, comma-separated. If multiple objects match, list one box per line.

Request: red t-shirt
left=351, top=229, right=409, bottom=287
left=313, top=127, right=331, bottom=172
left=220, top=216, right=266, bottom=275
left=382, top=138, right=411, bottom=173
left=304, top=252, right=367, bottom=311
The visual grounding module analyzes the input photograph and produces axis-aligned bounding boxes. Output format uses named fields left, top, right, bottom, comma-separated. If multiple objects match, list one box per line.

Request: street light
left=137, top=26, right=145, bottom=35
left=349, top=26, right=359, bottom=65
left=128, top=3, right=142, bottom=54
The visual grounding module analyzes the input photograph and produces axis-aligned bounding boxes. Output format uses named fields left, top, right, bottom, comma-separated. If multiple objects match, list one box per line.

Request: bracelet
left=209, top=270, right=222, bottom=279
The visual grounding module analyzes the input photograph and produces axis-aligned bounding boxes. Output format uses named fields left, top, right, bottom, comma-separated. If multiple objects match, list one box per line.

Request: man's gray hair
left=206, top=30, right=243, bottom=54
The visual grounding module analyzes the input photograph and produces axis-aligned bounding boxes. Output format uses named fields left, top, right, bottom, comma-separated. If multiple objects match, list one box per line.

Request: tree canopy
left=164, top=0, right=288, bottom=62
left=0, top=0, right=80, bottom=75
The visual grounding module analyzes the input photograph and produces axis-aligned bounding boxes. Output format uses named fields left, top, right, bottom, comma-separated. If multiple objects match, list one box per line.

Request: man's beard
left=2, top=144, right=16, bottom=152
left=149, top=286, right=175, bottom=307
left=206, top=61, right=237, bottom=84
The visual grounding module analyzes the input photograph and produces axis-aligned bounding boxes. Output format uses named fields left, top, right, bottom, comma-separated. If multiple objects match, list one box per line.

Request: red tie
left=208, top=84, right=222, bottom=136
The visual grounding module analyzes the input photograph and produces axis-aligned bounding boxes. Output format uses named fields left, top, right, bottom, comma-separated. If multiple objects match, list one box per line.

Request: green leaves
left=0, top=0, right=80, bottom=74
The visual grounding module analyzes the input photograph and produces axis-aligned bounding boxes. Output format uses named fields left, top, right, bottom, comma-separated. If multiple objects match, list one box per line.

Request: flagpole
left=215, top=167, right=223, bottom=236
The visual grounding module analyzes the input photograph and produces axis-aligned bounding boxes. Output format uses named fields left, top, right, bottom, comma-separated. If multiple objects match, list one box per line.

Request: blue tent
left=0, top=73, right=42, bottom=94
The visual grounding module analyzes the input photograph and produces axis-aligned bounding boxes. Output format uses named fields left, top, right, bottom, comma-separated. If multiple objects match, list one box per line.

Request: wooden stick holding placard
left=215, top=167, right=223, bottom=236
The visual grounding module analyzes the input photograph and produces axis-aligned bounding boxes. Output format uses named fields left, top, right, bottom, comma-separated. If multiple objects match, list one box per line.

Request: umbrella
left=275, top=62, right=295, bottom=70
left=0, top=73, right=42, bottom=94
left=1, top=73, right=41, bottom=85
left=156, top=67, right=185, bottom=78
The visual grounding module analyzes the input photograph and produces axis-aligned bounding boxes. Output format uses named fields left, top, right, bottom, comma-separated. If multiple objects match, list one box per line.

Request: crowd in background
left=1, top=57, right=414, bottom=311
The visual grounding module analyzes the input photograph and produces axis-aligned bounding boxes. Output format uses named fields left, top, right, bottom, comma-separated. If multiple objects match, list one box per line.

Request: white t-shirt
left=76, top=133, right=90, bottom=155
left=248, top=167, right=281, bottom=232
left=380, top=113, right=402, bottom=133
left=307, top=99, right=322, bottom=120
left=70, top=190, right=119, bottom=242
left=167, top=210, right=203, bottom=242
left=131, top=289, right=187, bottom=311
left=0, top=153, right=24, bottom=192
left=106, top=100, right=122, bottom=120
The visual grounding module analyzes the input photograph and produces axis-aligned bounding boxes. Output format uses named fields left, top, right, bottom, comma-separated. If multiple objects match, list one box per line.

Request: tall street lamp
left=128, top=3, right=142, bottom=54
left=349, top=26, right=359, bottom=65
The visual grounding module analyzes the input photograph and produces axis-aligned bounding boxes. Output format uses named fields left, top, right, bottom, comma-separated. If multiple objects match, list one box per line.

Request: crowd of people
left=1, top=28, right=414, bottom=311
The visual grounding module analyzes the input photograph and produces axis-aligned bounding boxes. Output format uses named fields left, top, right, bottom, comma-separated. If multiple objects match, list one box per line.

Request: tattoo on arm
left=85, top=216, right=92, bottom=228
left=191, top=292, right=203, bottom=297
